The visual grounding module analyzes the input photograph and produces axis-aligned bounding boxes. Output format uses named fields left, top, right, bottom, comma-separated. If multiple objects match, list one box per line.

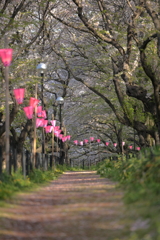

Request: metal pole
left=59, top=104, right=62, bottom=129
left=52, top=114, right=55, bottom=169
left=59, top=104, right=63, bottom=164
left=56, top=137, right=59, bottom=164
left=41, top=72, right=45, bottom=163
left=32, top=84, right=37, bottom=167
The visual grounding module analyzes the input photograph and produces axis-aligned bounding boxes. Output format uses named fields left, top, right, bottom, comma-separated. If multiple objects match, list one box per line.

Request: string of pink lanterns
left=12, top=89, right=140, bottom=150
left=13, top=88, right=71, bottom=143
left=73, top=137, right=141, bottom=151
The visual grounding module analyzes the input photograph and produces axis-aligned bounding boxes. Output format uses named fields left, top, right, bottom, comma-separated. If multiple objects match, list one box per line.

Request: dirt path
left=0, top=171, right=130, bottom=240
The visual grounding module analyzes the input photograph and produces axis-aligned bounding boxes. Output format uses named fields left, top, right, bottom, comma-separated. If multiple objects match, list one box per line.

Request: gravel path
left=0, top=171, right=129, bottom=240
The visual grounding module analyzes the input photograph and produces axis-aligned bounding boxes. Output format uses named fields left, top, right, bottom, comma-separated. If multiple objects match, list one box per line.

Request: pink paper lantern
left=54, top=126, right=60, bottom=131
left=54, top=129, right=61, bottom=136
left=84, top=139, right=89, bottom=144
left=105, top=142, right=109, bottom=146
left=129, top=145, right=133, bottom=150
left=79, top=141, right=83, bottom=146
left=13, top=88, right=25, bottom=104
left=45, top=126, right=53, bottom=133
left=74, top=140, right=78, bottom=145
left=29, top=97, right=40, bottom=108
left=96, top=139, right=100, bottom=143
left=66, top=135, right=71, bottom=140
left=36, top=118, right=43, bottom=128
left=136, top=147, right=141, bottom=151
left=43, top=120, right=48, bottom=127
left=62, top=137, right=65, bottom=142
left=55, top=131, right=60, bottom=137
left=0, top=49, right=13, bottom=67
left=59, top=134, right=63, bottom=140
left=37, top=106, right=43, bottom=117
left=90, top=137, right=94, bottom=142
left=23, top=106, right=33, bottom=119
left=50, top=120, right=56, bottom=127
left=114, top=143, right=117, bottom=147
left=41, top=110, right=47, bottom=119
left=122, top=141, right=125, bottom=146
left=39, top=118, right=45, bottom=127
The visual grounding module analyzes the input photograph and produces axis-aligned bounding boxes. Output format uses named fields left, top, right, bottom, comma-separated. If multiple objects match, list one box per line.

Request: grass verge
left=96, top=146, right=160, bottom=240
left=0, top=166, right=64, bottom=202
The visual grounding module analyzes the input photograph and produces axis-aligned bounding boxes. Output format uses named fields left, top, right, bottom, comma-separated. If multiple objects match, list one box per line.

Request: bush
left=0, top=167, right=63, bottom=201
left=96, top=148, right=160, bottom=239
left=96, top=147, right=160, bottom=203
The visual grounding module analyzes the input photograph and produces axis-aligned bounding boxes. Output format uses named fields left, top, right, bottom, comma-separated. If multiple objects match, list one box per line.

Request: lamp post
left=56, top=96, right=64, bottom=164
left=36, top=63, right=47, bottom=164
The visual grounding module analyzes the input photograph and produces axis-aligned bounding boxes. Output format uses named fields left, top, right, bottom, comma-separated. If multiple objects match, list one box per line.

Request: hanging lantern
left=59, top=134, right=63, bottom=140
left=29, top=97, right=40, bottom=107
left=122, top=141, right=125, bottom=146
left=105, top=142, right=109, bottom=146
left=62, top=137, right=65, bottom=142
left=90, top=137, right=94, bottom=142
left=55, top=131, right=60, bottom=137
left=36, top=118, right=44, bottom=128
left=84, top=139, right=89, bottom=144
left=136, top=147, right=140, bottom=151
left=43, top=120, right=48, bottom=127
left=79, top=141, right=83, bottom=146
left=54, top=129, right=61, bottom=136
left=129, top=145, right=133, bottom=150
left=45, top=125, right=53, bottom=133
left=0, top=49, right=13, bottom=67
left=67, top=135, right=71, bottom=140
left=54, top=126, right=60, bottom=131
left=41, top=110, right=47, bottom=119
left=50, top=120, right=56, bottom=127
left=96, top=139, right=100, bottom=143
left=114, top=143, right=117, bottom=147
left=39, top=118, right=46, bottom=127
left=23, top=106, right=34, bottom=119
left=74, top=140, right=78, bottom=145
left=13, top=88, right=25, bottom=104
left=37, top=106, right=43, bottom=117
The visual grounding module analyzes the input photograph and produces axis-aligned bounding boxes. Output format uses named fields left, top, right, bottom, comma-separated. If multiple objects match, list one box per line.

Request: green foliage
left=97, top=147, right=160, bottom=203
left=0, top=171, right=32, bottom=200
left=28, top=169, right=57, bottom=183
left=96, top=148, right=160, bottom=238
left=0, top=167, right=63, bottom=201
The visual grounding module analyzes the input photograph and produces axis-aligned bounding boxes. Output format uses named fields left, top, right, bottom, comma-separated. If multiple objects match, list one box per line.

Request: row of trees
left=50, top=0, right=160, bottom=152
left=0, top=0, right=160, bottom=163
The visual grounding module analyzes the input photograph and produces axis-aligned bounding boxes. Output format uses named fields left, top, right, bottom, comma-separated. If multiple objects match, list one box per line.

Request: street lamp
left=56, top=96, right=64, bottom=164
left=56, top=96, right=64, bottom=129
left=36, top=63, right=47, bottom=108
left=36, top=63, right=47, bottom=165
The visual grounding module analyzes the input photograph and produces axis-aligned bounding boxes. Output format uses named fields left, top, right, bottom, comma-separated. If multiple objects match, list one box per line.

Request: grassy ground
left=96, top=147, right=160, bottom=240
left=0, top=166, right=65, bottom=203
